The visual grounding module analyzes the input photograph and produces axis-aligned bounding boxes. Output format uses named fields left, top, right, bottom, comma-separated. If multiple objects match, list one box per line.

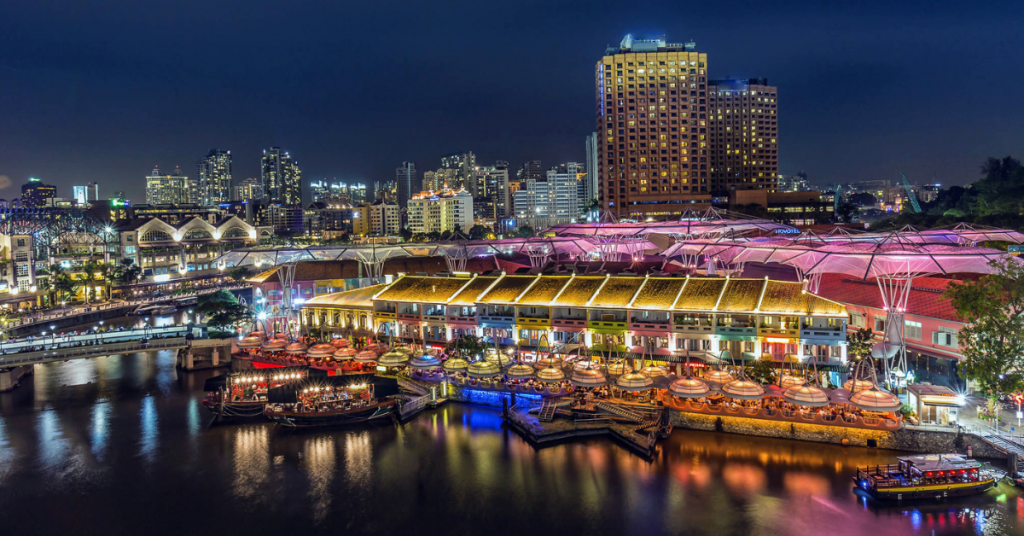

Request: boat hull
left=266, top=400, right=397, bottom=428
left=203, top=400, right=266, bottom=419
left=855, top=478, right=996, bottom=501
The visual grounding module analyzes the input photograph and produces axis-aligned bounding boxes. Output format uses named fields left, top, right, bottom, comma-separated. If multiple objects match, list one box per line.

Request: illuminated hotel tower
left=596, top=34, right=709, bottom=218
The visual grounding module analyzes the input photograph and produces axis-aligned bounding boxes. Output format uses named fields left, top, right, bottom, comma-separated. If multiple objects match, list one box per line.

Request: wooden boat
left=202, top=366, right=317, bottom=421
left=854, top=453, right=996, bottom=501
left=263, top=373, right=399, bottom=428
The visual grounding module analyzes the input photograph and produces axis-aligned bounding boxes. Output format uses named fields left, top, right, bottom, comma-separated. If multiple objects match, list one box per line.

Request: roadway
left=0, top=326, right=192, bottom=367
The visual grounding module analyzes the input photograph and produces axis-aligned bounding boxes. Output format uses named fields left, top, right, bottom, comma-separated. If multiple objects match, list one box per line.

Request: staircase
left=595, top=401, right=646, bottom=423
left=397, top=377, right=429, bottom=396
left=634, top=420, right=658, bottom=433
left=981, top=433, right=1024, bottom=458
left=538, top=399, right=558, bottom=422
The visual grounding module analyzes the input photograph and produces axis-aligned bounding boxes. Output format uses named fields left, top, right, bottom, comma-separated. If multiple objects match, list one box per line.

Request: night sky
left=1, top=0, right=1022, bottom=202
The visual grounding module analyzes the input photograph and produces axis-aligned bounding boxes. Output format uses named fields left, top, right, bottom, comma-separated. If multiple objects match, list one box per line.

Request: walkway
left=0, top=337, right=189, bottom=367
left=7, top=284, right=248, bottom=330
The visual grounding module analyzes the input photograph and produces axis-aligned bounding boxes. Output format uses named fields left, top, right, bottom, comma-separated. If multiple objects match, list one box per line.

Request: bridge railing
left=0, top=337, right=188, bottom=367
left=0, top=326, right=189, bottom=353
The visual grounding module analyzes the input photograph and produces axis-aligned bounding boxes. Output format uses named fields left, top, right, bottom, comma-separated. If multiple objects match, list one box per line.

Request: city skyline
left=2, top=1, right=1023, bottom=202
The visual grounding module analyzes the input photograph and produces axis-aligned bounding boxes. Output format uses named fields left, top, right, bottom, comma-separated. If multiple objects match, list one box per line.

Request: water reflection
left=0, top=350, right=1021, bottom=535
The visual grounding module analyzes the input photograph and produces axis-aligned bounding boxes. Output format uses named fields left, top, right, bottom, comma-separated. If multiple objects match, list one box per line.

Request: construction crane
left=900, top=172, right=922, bottom=213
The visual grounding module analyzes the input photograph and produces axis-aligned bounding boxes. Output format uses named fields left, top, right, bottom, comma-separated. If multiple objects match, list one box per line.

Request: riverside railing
left=0, top=337, right=188, bottom=367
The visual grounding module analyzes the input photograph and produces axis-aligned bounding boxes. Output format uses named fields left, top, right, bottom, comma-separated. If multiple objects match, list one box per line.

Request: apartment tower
left=707, top=78, right=778, bottom=194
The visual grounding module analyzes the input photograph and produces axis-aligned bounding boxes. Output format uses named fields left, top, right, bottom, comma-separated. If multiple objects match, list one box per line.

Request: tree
left=944, top=257, right=1024, bottom=416
left=468, top=224, right=490, bottom=240
left=848, top=192, right=876, bottom=207
left=452, top=334, right=487, bottom=360
left=835, top=201, right=858, bottom=224
left=229, top=266, right=253, bottom=282
left=745, top=359, right=777, bottom=385
left=111, top=258, right=142, bottom=287
left=846, top=327, right=874, bottom=361
left=516, top=226, right=534, bottom=239
left=196, top=289, right=251, bottom=332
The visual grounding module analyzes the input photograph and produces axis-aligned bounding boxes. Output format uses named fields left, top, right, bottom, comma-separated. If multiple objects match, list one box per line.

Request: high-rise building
left=261, top=147, right=302, bottom=206
left=441, top=152, right=476, bottom=191
left=233, top=178, right=264, bottom=201
left=395, top=162, right=418, bottom=208
left=407, top=188, right=474, bottom=235
left=145, top=166, right=195, bottom=205
left=708, top=78, right=778, bottom=194
left=373, top=180, right=397, bottom=201
left=349, top=183, right=367, bottom=205
left=196, top=149, right=233, bottom=205
left=777, top=172, right=810, bottom=193
left=549, top=163, right=584, bottom=224
left=472, top=163, right=510, bottom=220
left=311, top=180, right=330, bottom=203
left=21, top=178, right=57, bottom=207
left=352, top=199, right=401, bottom=236
left=597, top=34, right=709, bottom=218
left=72, top=183, right=99, bottom=205
left=517, top=160, right=542, bottom=184
left=585, top=133, right=599, bottom=204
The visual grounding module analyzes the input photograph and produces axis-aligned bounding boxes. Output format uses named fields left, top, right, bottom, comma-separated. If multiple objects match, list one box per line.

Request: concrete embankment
left=670, top=409, right=1005, bottom=458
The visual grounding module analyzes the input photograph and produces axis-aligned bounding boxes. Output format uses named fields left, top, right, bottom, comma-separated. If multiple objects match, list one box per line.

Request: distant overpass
left=0, top=326, right=192, bottom=368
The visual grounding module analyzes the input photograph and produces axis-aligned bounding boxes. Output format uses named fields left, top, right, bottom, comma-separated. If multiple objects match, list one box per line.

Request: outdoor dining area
left=233, top=330, right=389, bottom=375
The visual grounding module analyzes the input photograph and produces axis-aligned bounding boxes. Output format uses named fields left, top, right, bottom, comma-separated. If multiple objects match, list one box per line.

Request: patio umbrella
left=779, top=373, right=806, bottom=390
left=442, top=358, right=469, bottom=372
left=535, top=366, right=566, bottom=383
left=354, top=350, right=378, bottom=363
left=330, top=338, right=350, bottom=348
left=615, top=371, right=654, bottom=392
left=570, top=367, right=608, bottom=388
left=849, top=387, right=902, bottom=413
left=285, top=342, right=308, bottom=355
left=669, top=377, right=710, bottom=398
left=378, top=351, right=410, bottom=367
left=307, top=344, right=336, bottom=358
left=467, top=360, right=500, bottom=378
left=605, top=361, right=632, bottom=376
left=721, top=378, right=766, bottom=400
left=262, top=339, right=287, bottom=352
left=334, top=348, right=357, bottom=360
left=505, top=363, right=536, bottom=379
left=783, top=384, right=830, bottom=408
left=703, top=369, right=734, bottom=390
left=237, top=336, right=263, bottom=349
left=409, top=354, right=442, bottom=369
left=640, top=365, right=668, bottom=377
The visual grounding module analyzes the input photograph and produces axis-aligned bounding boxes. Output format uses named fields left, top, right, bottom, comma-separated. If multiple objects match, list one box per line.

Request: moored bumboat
left=854, top=453, right=996, bottom=501
left=263, top=373, right=400, bottom=428
left=202, top=366, right=317, bottom=421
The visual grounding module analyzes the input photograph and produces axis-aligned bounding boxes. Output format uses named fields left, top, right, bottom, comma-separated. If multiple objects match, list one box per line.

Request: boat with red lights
left=263, top=373, right=399, bottom=428
left=854, top=453, right=996, bottom=501
left=202, top=366, right=315, bottom=420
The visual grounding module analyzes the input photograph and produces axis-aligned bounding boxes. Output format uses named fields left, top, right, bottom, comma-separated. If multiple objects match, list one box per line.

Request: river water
left=0, top=329, right=1022, bottom=535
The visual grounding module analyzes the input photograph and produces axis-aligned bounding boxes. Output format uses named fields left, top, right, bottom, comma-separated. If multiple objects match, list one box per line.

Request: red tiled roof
left=815, top=273, right=962, bottom=322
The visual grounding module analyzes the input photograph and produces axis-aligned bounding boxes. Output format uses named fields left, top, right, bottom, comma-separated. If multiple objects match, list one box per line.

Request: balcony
left=552, top=318, right=587, bottom=330
left=516, top=317, right=550, bottom=328
left=589, top=320, right=627, bottom=332
left=757, top=326, right=800, bottom=338
left=446, top=314, right=476, bottom=324
left=397, top=313, right=421, bottom=323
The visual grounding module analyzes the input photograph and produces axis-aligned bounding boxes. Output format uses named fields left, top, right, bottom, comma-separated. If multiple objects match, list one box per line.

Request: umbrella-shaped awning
left=285, top=342, right=308, bottom=355
left=535, top=357, right=563, bottom=369
left=570, top=367, right=608, bottom=388
left=354, top=350, right=378, bottom=363
left=330, top=338, right=350, bottom=348
left=535, top=366, right=566, bottom=383
left=442, top=358, right=469, bottom=372
left=783, top=385, right=830, bottom=407
left=334, top=348, right=358, bottom=359
left=668, top=377, right=710, bottom=398
left=378, top=351, right=410, bottom=367
left=506, top=363, right=536, bottom=379
left=843, top=378, right=874, bottom=393
left=615, top=372, right=654, bottom=391
left=467, top=360, right=500, bottom=378
left=849, top=387, right=902, bottom=412
left=703, top=369, right=734, bottom=389
left=307, top=344, right=336, bottom=358
left=640, top=365, right=668, bottom=377
left=237, top=336, right=263, bottom=349
left=409, top=354, right=442, bottom=369
left=605, top=361, right=632, bottom=376
left=262, top=339, right=288, bottom=351
left=721, top=379, right=766, bottom=400
left=779, top=373, right=806, bottom=390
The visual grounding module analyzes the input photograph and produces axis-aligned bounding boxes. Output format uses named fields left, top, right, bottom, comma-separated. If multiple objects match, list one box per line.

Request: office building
left=395, top=162, right=418, bottom=208
left=311, top=180, right=331, bottom=203
left=303, top=202, right=352, bottom=240
left=407, top=188, right=474, bottom=235
left=708, top=78, right=778, bottom=194
left=352, top=199, right=401, bottom=236
left=261, top=147, right=302, bottom=206
left=517, top=160, right=542, bottom=184
left=145, top=166, right=196, bottom=205
left=20, top=178, right=57, bottom=207
left=777, top=172, right=810, bottom=193
left=596, top=34, right=709, bottom=218
left=196, top=149, right=233, bottom=205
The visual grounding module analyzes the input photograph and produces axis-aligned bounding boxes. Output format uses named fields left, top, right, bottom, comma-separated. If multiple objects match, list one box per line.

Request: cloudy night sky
left=1, top=0, right=1022, bottom=201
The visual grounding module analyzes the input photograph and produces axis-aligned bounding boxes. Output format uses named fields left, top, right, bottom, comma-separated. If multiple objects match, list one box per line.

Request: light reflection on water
left=0, top=350, right=1021, bottom=535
